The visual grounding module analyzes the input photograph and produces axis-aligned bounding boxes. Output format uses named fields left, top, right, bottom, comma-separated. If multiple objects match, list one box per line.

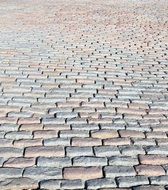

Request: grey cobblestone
left=71, top=124, right=99, bottom=131
left=23, top=167, right=62, bottom=181
left=117, top=176, right=149, bottom=188
left=119, top=146, right=145, bottom=156
left=0, top=147, right=23, bottom=158
left=5, top=131, right=32, bottom=140
left=145, top=146, right=168, bottom=155
left=40, top=179, right=61, bottom=189
left=108, top=156, right=139, bottom=166
left=132, top=139, right=156, bottom=146
left=0, top=124, right=19, bottom=131
left=0, top=168, right=23, bottom=179
left=86, top=178, right=116, bottom=189
left=133, top=186, right=166, bottom=190
left=0, top=139, right=13, bottom=147
left=94, top=146, right=120, bottom=157
left=56, top=112, right=78, bottom=119
left=61, top=179, right=84, bottom=189
left=66, top=147, right=93, bottom=157
left=73, top=156, right=107, bottom=166
left=42, top=117, right=65, bottom=125
left=150, top=176, right=168, bottom=185
left=44, top=137, right=70, bottom=146
left=0, top=158, right=5, bottom=166
left=104, top=166, right=136, bottom=178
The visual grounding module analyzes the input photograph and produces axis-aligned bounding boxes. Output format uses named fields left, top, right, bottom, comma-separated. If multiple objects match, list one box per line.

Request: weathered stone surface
left=139, top=155, right=168, bottom=165
left=0, top=147, right=23, bottom=158
left=133, top=185, right=166, bottom=190
left=4, top=157, right=35, bottom=168
left=0, top=177, right=38, bottom=190
left=150, top=176, right=168, bottom=185
left=61, top=180, right=84, bottom=189
left=104, top=166, right=136, bottom=178
left=86, top=178, right=116, bottom=189
left=117, top=176, right=149, bottom=188
left=23, top=167, right=62, bottom=180
left=94, top=146, right=120, bottom=157
left=108, top=156, right=139, bottom=166
left=91, top=129, right=118, bottom=139
left=73, top=156, right=107, bottom=166
left=63, top=167, right=103, bottom=180
left=24, top=146, right=65, bottom=157
left=40, top=180, right=61, bottom=190
left=135, top=165, right=165, bottom=176
left=37, top=157, right=71, bottom=167
left=0, top=168, right=23, bottom=179
left=0, top=0, right=167, bottom=189
left=66, top=147, right=93, bottom=157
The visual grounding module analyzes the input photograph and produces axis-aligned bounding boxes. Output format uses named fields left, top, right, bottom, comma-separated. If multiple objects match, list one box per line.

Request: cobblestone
left=0, top=147, right=23, bottom=158
left=66, top=147, right=93, bottom=157
left=44, top=137, right=70, bottom=146
left=94, top=146, right=120, bottom=157
left=139, top=155, right=168, bottom=165
left=135, top=165, right=165, bottom=176
left=23, top=167, right=62, bottom=181
left=117, top=176, right=149, bottom=188
left=0, top=168, right=23, bottom=179
left=105, top=166, right=136, bottom=178
left=133, top=185, right=166, bottom=190
left=145, top=146, right=168, bottom=155
left=108, top=156, right=139, bottom=166
left=71, top=137, right=102, bottom=147
left=5, top=131, right=32, bottom=140
left=86, top=178, right=116, bottom=189
left=91, top=129, right=119, bottom=139
left=61, top=179, right=84, bottom=189
left=73, top=156, right=107, bottom=166
left=119, top=145, right=145, bottom=156
left=0, top=0, right=167, bottom=189
left=24, top=146, right=65, bottom=157
left=40, top=180, right=61, bottom=189
left=37, top=157, right=71, bottom=168
left=0, top=177, right=38, bottom=190
left=104, top=138, right=131, bottom=146
left=3, top=157, right=35, bottom=168
left=150, top=176, right=168, bottom=185
left=63, top=167, right=102, bottom=180
left=13, top=139, right=42, bottom=147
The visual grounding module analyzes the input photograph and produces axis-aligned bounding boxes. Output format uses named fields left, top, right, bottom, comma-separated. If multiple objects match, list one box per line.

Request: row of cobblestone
left=0, top=0, right=168, bottom=189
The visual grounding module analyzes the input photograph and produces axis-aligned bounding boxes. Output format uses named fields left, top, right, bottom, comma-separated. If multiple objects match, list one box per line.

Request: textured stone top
left=0, top=0, right=168, bottom=189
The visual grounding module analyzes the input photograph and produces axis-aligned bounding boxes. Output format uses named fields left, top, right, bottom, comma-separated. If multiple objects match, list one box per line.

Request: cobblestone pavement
left=0, top=0, right=168, bottom=189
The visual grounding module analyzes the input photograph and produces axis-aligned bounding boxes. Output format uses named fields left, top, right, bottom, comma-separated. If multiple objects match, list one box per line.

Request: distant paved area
left=0, top=0, right=168, bottom=189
